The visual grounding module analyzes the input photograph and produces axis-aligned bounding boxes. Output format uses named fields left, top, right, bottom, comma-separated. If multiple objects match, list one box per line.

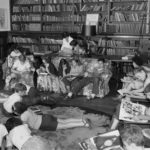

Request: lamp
left=81, top=25, right=96, bottom=56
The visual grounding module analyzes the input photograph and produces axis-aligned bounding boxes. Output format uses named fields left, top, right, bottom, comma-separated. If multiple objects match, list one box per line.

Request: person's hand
left=146, top=92, right=150, bottom=99
left=132, top=115, right=141, bottom=121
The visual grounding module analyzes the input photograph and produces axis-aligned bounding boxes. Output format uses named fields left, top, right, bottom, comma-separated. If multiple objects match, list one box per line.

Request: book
left=79, top=130, right=123, bottom=150
left=119, top=100, right=148, bottom=123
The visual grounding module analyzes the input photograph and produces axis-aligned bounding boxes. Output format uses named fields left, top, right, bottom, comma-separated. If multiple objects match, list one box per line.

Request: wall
left=0, top=0, right=10, bottom=31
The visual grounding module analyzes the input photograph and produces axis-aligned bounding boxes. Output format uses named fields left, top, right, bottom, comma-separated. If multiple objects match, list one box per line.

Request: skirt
left=39, top=114, right=58, bottom=131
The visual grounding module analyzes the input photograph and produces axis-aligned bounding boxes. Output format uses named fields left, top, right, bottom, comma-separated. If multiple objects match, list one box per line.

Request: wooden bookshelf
left=9, top=0, right=150, bottom=57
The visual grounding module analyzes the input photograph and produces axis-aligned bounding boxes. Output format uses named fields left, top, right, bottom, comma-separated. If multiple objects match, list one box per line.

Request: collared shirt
left=3, top=93, right=22, bottom=113
left=21, top=109, right=42, bottom=130
left=8, top=124, right=32, bottom=150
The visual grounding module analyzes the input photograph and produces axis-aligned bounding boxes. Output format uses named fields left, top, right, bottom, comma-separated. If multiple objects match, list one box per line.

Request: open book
left=79, top=130, right=123, bottom=150
left=119, top=100, right=148, bottom=123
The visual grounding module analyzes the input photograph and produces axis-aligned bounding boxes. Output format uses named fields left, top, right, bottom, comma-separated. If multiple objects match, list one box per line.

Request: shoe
left=83, top=118, right=93, bottom=129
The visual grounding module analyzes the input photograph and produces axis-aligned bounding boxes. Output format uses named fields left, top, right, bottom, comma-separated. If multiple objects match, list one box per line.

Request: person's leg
left=67, top=77, right=93, bottom=97
left=22, top=94, right=56, bottom=107
left=56, top=118, right=91, bottom=130
left=28, top=87, right=40, bottom=98
left=92, top=77, right=100, bottom=96
left=110, top=104, right=120, bottom=130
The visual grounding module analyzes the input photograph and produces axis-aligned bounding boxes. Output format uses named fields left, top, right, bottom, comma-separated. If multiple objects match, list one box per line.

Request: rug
left=0, top=105, right=110, bottom=150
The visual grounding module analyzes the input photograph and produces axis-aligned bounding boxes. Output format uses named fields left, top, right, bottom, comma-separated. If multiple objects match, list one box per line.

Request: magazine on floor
left=79, top=130, right=123, bottom=150
left=119, top=100, right=148, bottom=123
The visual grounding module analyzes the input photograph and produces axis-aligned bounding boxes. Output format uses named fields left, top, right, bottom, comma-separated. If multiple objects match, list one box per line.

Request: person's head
left=120, top=125, right=144, bottom=150
left=18, top=54, right=26, bottom=63
left=14, top=83, right=27, bottom=96
left=70, top=40, right=78, bottom=47
left=42, top=55, right=51, bottom=66
left=71, top=59, right=81, bottom=67
left=12, top=101, right=28, bottom=115
left=27, top=53, right=35, bottom=62
left=62, top=32, right=70, bottom=38
left=5, top=117, right=23, bottom=132
left=132, top=55, right=144, bottom=68
left=98, top=58, right=105, bottom=68
left=135, top=68, right=146, bottom=81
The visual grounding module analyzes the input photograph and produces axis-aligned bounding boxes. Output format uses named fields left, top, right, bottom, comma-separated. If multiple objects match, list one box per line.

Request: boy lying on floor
left=12, top=101, right=92, bottom=131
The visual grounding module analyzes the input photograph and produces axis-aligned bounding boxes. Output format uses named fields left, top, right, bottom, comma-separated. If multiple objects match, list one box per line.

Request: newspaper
left=119, top=100, right=148, bottom=123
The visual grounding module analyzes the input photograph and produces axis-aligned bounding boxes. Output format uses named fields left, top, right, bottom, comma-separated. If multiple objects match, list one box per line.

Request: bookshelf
left=9, top=0, right=150, bottom=56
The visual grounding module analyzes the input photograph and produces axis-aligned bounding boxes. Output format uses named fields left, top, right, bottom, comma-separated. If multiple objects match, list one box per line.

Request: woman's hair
left=70, top=40, right=78, bottom=47
left=62, top=32, right=70, bottom=38
left=120, top=125, right=144, bottom=147
left=132, top=55, right=144, bottom=67
left=58, top=59, right=71, bottom=77
left=13, top=101, right=28, bottom=115
left=5, top=117, right=23, bottom=132
left=14, top=83, right=27, bottom=93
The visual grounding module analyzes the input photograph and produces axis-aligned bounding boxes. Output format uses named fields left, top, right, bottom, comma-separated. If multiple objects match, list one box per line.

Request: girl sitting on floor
left=12, top=101, right=92, bottom=131
left=4, top=117, right=58, bottom=150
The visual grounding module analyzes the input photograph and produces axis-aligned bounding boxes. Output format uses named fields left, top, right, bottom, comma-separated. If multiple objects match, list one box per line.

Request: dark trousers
left=71, top=77, right=100, bottom=95
left=22, top=93, right=56, bottom=107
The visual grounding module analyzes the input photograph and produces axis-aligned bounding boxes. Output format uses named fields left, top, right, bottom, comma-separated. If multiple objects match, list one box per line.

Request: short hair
left=5, top=117, right=23, bottom=132
left=120, top=125, right=144, bottom=147
left=62, top=32, right=70, bottom=38
left=13, top=101, right=28, bottom=115
left=14, top=83, right=27, bottom=93
left=132, top=55, right=144, bottom=67
left=98, top=58, right=105, bottom=63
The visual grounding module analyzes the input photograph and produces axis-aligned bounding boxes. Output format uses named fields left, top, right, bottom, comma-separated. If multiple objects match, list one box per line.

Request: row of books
left=13, top=6, right=41, bottom=13
left=42, top=4, right=80, bottom=12
left=42, top=24, right=82, bottom=33
left=99, top=38, right=132, bottom=48
left=18, top=44, right=60, bottom=54
left=12, top=37, right=38, bottom=44
left=12, top=23, right=41, bottom=31
left=111, top=12, right=146, bottom=22
left=15, top=0, right=40, bottom=4
left=43, top=15, right=86, bottom=22
left=111, top=2, right=147, bottom=11
left=81, top=4, right=106, bottom=12
left=106, top=48, right=133, bottom=56
left=12, top=15, right=41, bottom=22
left=83, top=0, right=106, bottom=2
left=42, top=0, right=82, bottom=4
left=40, top=37, right=62, bottom=44
left=109, top=23, right=147, bottom=34
left=112, top=0, right=147, bottom=2
left=11, top=36, right=62, bottom=45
